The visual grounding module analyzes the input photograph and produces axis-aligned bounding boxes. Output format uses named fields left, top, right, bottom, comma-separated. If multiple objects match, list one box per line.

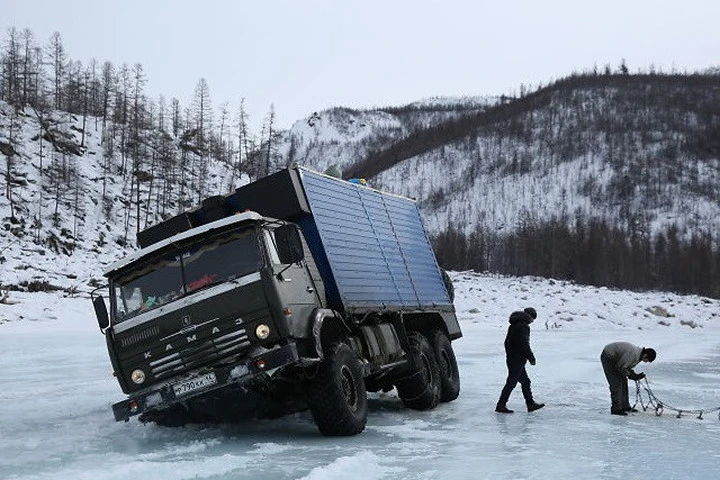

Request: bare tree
left=192, top=77, right=212, bottom=200
left=115, top=63, right=130, bottom=174
left=217, top=100, right=230, bottom=163
left=1, top=27, right=21, bottom=105
left=87, top=58, right=101, bottom=127
left=46, top=31, right=66, bottom=110
left=101, top=125, right=114, bottom=204
left=619, top=58, right=629, bottom=75
left=130, top=63, right=148, bottom=237
left=100, top=61, right=114, bottom=130
left=233, top=97, right=252, bottom=182
left=20, top=28, right=40, bottom=106
left=192, top=77, right=212, bottom=154
left=4, top=109, right=19, bottom=220
left=79, top=65, right=91, bottom=147
left=171, top=97, right=181, bottom=138
left=157, top=95, right=167, bottom=132
left=262, top=103, right=282, bottom=176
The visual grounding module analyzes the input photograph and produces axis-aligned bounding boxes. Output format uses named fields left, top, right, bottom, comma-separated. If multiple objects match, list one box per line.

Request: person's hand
left=529, top=359, right=536, bottom=366
left=637, top=372, right=645, bottom=380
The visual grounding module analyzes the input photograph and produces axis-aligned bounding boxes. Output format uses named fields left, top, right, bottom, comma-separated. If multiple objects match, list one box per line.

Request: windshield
left=111, top=228, right=262, bottom=322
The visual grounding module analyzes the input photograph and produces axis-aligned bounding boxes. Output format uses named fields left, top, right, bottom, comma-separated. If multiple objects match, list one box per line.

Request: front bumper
left=112, top=342, right=299, bottom=422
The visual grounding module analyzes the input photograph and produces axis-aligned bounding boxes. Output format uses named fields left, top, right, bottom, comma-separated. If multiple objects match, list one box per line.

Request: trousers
left=498, top=357, right=533, bottom=405
left=600, top=352, right=630, bottom=411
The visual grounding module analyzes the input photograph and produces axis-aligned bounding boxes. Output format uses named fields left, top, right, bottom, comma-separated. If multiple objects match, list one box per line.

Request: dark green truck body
left=93, top=166, right=461, bottom=435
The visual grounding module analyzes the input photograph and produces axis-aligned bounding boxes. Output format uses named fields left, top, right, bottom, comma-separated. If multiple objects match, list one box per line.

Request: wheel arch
left=308, top=308, right=351, bottom=359
left=401, top=311, right=450, bottom=338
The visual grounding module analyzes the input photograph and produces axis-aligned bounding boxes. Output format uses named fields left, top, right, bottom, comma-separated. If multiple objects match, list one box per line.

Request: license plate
left=172, top=372, right=217, bottom=397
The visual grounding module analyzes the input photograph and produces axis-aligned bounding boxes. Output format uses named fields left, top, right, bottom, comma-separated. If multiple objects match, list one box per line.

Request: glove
left=529, top=359, right=536, bottom=366
left=629, top=372, right=645, bottom=381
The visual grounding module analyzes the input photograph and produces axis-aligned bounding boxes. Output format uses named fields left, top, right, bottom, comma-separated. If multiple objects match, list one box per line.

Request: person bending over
left=600, top=342, right=656, bottom=416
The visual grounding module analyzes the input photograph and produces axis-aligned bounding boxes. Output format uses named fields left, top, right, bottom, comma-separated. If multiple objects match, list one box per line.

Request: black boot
left=527, top=402, right=545, bottom=412
left=495, top=404, right=514, bottom=413
left=611, top=408, right=628, bottom=416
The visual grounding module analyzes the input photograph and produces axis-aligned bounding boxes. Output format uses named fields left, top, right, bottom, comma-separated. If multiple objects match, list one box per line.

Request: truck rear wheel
left=430, top=330, right=460, bottom=402
left=306, top=342, right=368, bottom=436
left=396, top=332, right=441, bottom=410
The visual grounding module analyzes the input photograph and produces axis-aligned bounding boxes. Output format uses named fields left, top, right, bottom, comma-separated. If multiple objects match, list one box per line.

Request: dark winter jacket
left=504, top=311, right=536, bottom=364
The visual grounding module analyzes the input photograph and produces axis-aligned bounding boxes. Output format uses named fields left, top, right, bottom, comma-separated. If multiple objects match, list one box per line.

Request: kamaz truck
left=92, top=165, right=461, bottom=436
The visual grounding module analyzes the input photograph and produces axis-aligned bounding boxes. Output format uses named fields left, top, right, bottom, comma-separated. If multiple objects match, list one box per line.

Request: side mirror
left=92, top=291, right=110, bottom=331
left=275, top=224, right=304, bottom=264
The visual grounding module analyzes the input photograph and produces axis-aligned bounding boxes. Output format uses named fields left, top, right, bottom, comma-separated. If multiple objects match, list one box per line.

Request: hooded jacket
left=602, top=342, right=643, bottom=377
left=504, top=311, right=536, bottom=363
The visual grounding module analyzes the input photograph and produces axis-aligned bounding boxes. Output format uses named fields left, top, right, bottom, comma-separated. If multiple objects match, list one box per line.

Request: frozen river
left=2, top=273, right=719, bottom=479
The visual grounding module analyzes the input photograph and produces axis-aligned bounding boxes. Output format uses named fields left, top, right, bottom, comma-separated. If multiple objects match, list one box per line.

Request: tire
left=395, top=332, right=441, bottom=410
left=441, top=269, right=455, bottom=303
left=430, top=330, right=460, bottom=402
left=306, top=342, right=368, bottom=436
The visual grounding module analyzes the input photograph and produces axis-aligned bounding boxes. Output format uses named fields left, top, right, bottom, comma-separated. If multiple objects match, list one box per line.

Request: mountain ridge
left=280, top=72, right=720, bottom=241
left=2, top=70, right=720, bottom=298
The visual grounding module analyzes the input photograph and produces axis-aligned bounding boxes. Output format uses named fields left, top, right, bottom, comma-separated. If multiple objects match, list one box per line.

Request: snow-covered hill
left=2, top=73, right=720, bottom=297
left=280, top=96, right=494, bottom=177
left=0, top=101, right=241, bottom=291
left=280, top=75, right=720, bottom=240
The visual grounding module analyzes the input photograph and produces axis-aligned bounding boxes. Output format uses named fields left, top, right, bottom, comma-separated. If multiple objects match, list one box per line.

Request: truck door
left=265, top=227, right=323, bottom=338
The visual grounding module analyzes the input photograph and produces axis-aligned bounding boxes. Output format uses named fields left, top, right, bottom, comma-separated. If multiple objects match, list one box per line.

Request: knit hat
left=642, top=347, right=657, bottom=362
left=524, top=307, right=537, bottom=319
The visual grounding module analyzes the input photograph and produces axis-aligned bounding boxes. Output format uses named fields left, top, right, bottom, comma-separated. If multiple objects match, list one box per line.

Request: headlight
left=255, top=323, right=271, bottom=340
left=131, top=369, right=146, bottom=384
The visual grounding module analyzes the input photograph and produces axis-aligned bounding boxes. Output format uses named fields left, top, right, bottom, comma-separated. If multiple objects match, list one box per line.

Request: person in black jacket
left=495, top=307, right=545, bottom=413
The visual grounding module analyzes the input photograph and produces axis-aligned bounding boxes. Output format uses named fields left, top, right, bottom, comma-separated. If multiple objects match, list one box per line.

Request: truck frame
left=92, top=165, right=461, bottom=436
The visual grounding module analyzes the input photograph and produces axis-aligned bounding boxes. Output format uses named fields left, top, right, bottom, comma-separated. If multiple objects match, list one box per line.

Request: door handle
left=306, top=286, right=315, bottom=293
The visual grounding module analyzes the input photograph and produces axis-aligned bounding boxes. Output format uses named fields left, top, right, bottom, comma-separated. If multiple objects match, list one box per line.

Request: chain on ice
left=633, top=377, right=720, bottom=421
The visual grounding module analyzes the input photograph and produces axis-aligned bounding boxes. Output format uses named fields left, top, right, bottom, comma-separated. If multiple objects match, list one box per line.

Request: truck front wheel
left=395, top=332, right=441, bottom=410
left=306, top=342, right=368, bottom=436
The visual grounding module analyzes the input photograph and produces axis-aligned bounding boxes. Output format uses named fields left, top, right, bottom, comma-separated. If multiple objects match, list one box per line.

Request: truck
left=92, top=165, right=461, bottom=436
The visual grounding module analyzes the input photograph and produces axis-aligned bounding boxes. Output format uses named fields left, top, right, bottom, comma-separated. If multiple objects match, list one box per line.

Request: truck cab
left=95, top=212, right=329, bottom=421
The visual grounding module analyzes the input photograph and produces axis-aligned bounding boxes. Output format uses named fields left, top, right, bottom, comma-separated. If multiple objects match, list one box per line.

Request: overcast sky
left=3, top=0, right=719, bottom=131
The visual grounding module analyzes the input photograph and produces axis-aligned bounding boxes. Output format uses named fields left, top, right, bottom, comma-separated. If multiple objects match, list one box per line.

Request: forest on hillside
left=405, top=73, right=720, bottom=299
left=2, top=27, right=720, bottom=299
left=433, top=217, right=720, bottom=299
left=0, top=27, right=284, bottom=190
left=0, top=27, right=291, bottom=251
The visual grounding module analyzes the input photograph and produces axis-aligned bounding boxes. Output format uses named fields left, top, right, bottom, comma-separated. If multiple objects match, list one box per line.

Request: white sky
left=2, top=0, right=720, bottom=130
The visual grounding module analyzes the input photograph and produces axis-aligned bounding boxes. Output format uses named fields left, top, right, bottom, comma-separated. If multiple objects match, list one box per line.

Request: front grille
left=121, top=326, right=160, bottom=348
left=149, top=328, right=251, bottom=379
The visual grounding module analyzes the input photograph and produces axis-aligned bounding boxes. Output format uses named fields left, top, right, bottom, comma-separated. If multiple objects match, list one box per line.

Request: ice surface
left=1, top=272, right=719, bottom=479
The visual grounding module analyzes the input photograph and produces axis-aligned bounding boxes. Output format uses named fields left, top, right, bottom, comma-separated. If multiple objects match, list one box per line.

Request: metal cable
left=632, top=377, right=720, bottom=420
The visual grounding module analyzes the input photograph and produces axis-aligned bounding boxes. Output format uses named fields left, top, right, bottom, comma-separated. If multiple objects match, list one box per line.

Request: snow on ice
left=1, top=272, right=719, bottom=479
